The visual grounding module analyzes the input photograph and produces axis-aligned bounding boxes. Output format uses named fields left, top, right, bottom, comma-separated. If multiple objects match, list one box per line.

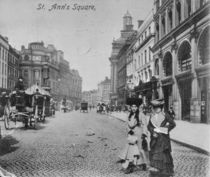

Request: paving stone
left=0, top=111, right=209, bottom=177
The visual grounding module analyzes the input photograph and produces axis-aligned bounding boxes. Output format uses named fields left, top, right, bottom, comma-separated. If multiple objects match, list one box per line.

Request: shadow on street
left=0, top=135, right=19, bottom=156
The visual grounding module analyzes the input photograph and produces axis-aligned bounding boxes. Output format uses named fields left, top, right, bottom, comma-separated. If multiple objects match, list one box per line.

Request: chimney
left=137, top=20, right=144, bottom=28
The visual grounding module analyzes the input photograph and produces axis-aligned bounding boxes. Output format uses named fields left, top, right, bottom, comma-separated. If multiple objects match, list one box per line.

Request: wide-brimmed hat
left=126, top=97, right=142, bottom=107
left=150, top=98, right=165, bottom=107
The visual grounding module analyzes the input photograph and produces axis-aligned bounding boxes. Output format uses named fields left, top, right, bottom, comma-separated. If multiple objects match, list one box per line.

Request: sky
left=0, top=0, right=153, bottom=91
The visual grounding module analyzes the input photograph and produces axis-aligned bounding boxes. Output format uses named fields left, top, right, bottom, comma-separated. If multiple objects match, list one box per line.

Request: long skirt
left=150, top=149, right=174, bottom=175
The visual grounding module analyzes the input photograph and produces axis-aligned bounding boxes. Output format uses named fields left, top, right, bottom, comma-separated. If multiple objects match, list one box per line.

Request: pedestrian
left=168, top=105, right=175, bottom=120
left=120, top=130, right=140, bottom=174
left=148, top=98, right=176, bottom=176
left=118, top=98, right=149, bottom=174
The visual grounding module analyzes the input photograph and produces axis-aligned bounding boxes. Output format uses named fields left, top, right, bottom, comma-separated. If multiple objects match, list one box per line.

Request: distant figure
left=168, top=105, right=175, bottom=120
left=14, top=77, right=25, bottom=91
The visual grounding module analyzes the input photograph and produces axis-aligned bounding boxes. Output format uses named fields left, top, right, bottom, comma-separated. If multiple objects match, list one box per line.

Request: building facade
left=20, top=42, right=60, bottom=95
left=97, top=77, right=111, bottom=104
left=70, top=69, right=82, bottom=106
left=8, top=45, right=20, bottom=91
left=0, top=35, right=9, bottom=91
left=127, top=11, right=156, bottom=104
left=152, top=0, right=210, bottom=123
left=109, top=11, right=137, bottom=105
left=82, top=90, right=97, bottom=107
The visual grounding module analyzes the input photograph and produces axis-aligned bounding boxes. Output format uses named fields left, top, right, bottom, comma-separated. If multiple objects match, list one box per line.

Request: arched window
left=178, top=41, right=192, bottom=71
left=198, top=26, right=210, bottom=65
left=163, top=52, right=173, bottom=76
left=155, top=59, right=159, bottom=75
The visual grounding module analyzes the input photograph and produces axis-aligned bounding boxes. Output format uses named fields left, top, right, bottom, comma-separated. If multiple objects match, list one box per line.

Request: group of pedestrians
left=117, top=97, right=176, bottom=176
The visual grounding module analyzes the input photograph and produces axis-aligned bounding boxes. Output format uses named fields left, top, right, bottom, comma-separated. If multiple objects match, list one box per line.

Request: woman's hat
left=150, top=98, right=165, bottom=107
left=126, top=98, right=142, bottom=107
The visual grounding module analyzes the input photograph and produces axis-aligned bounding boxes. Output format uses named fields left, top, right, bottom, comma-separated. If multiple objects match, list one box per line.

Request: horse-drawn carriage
left=80, top=102, right=88, bottom=113
left=0, top=85, right=51, bottom=129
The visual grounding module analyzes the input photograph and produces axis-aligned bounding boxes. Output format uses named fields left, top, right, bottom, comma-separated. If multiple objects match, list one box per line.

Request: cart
left=80, top=102, right=88, bottom=113
left=0, top=91, right=37, bottom=129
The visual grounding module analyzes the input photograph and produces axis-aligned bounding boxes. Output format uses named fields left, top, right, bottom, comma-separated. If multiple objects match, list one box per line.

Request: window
left=163, top=52, right=173, bottom=76
left=155, top=59, right=159, bottom=75
left=168, top=9, right=173, bottom=31
left=162, top=16, right=166, bottom=36
left=176, top=1, right=181, bottom=25
left=178, top=41, right=192, bottom=71
left=149, top=26, right=151, bottom=34
left=186, top=0, right=191, bottom=17
left=149, top=49, right=151, bottom=61
left=198, top=26, right=210, bottom=65
left=156, top=23, right=160, bottom=41
left=145, top=50, right=147, bottom=64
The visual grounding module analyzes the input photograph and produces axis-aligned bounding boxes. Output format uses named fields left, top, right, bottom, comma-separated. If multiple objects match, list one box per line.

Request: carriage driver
left=14, top=76, right=25, bottom=92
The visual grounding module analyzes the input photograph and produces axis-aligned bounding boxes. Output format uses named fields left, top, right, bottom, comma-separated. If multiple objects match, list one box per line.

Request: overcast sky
left=0, top=0, right=153, bottom=91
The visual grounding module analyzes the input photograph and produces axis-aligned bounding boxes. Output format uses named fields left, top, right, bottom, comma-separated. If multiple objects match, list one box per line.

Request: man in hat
left=14, top=77, right=25, bottom=91
left=148, top=98, right=176, bottom=176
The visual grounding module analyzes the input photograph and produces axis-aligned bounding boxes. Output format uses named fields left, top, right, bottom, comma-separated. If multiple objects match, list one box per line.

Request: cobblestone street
left=0, top=111, right=209, bottom=177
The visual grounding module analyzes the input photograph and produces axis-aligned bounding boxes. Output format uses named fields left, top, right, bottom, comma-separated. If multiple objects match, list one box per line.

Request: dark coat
left=148, top=112, right=176, bottom=154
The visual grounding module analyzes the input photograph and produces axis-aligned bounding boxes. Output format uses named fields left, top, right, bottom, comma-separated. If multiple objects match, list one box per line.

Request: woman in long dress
left=148, top=99, right=176, bottom=176
left=118, top=98, right=149, bottom=174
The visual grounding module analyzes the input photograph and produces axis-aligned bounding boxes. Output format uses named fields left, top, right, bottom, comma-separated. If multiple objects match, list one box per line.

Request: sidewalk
left=109, top=112, right=210, bottom=155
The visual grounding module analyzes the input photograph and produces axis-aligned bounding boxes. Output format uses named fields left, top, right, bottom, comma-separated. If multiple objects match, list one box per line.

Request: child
left=120, top=130, right=140, bottom=174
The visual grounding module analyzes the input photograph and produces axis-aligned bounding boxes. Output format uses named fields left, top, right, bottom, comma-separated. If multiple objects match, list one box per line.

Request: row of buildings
left=109, top=0, right=210, bottom=124
left=0, top=37, right=82, bottom=105
left=82, top=77, right=111, bottom=107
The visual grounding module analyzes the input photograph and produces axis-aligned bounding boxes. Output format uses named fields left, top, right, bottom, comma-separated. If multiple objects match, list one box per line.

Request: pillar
left=190, top=32, right=200, bottom=123
left=171, top=44, right=181, bottom=120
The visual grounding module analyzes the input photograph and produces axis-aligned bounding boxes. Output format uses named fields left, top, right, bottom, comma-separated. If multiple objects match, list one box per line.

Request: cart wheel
left=3, top=106, right=10, bottom=130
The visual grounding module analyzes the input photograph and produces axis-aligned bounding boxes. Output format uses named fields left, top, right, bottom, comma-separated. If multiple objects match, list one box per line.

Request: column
left=171, top=46, right=181, bottom=120
left=159, top=14, right=162, bottom=39
left=190, top=34, right=200, bottom=122
left=159, top=56, right=164, bottom=99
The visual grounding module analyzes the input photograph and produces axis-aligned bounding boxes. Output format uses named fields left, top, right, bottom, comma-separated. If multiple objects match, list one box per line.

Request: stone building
left=8, top=45, right=20, bottom=91
left=0, top=35, right=9, bottom=91
left=97, top=77, right=111, bottom=104
left=109, top=11, right=137, bottom=105
left=82, top=90, right=97, bottom=107
left=152, top=0, right=210, bottom=123
left=127, top=11, right=156, bottom=104
left=20, top=42, right=60, bottom=95
left=70, top=69, right=82, bottom=106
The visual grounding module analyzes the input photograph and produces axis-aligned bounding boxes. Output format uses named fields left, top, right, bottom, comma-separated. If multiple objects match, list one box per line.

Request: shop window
left=163, top=52, right=173, bottom=76
left=198, top=26, right=210, bottom=65
left=178, top=41, right=192, bottom=71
